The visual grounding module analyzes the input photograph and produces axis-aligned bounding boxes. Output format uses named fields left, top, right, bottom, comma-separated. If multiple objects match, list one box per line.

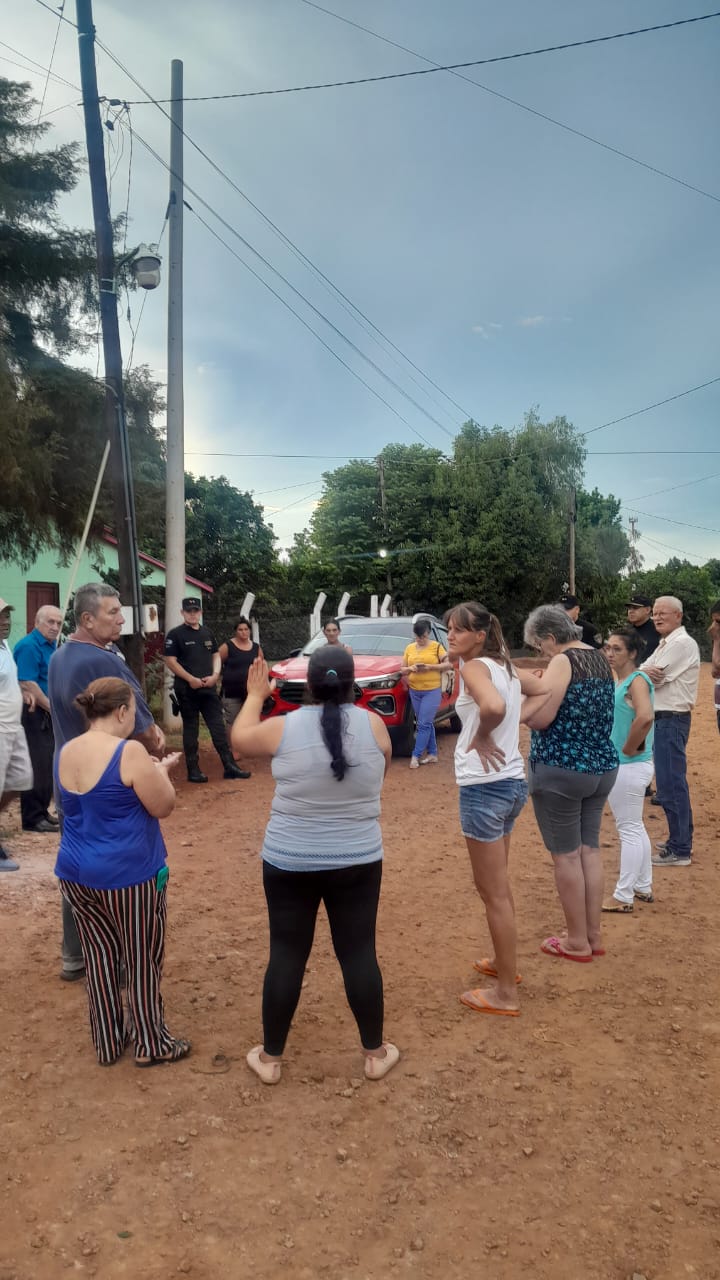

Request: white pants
left=607, top=761, right=655, bottom=903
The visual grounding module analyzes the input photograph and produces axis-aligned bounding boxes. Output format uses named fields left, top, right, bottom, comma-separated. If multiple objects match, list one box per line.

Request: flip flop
left=540, top=936, right=593, bottom=963
left=460, top=989, right=520, bottom=1017
left=592, top=947, right=606, bottom=957
left=473, top=958, right=522, bottom=984
left=601, top=899, right=633, bottom=913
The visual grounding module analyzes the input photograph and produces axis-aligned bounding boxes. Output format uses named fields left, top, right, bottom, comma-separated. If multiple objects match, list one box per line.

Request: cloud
left=517, top=315, right=548, bottom=328
left=471, top=321, right=503, bottom=340
left=196, top=361, right=219, bottom=376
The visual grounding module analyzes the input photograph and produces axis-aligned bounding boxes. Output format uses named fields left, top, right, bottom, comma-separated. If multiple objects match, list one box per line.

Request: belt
left=654, top=710, right=691, bottom=719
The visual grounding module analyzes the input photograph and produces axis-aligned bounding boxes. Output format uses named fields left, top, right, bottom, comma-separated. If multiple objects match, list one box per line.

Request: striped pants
left=59, top=876, right=177, bottom=1066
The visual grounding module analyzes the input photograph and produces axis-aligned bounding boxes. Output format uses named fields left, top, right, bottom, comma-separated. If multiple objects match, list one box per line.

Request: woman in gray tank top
left=232, top=646, right=399, bottom=1085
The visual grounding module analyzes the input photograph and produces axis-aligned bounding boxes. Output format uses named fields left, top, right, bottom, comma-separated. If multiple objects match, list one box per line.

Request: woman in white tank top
left=446, top=602, right=548, bottom=1018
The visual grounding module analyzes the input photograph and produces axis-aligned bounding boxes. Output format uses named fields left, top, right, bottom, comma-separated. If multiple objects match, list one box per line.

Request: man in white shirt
left=0, top=598, right=35, bottom=871
left=641, top=596, right=700, bottom=867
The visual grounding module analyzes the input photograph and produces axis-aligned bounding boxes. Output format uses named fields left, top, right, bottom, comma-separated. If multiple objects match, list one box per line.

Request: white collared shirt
left=640, top=625, right=700, bottom=713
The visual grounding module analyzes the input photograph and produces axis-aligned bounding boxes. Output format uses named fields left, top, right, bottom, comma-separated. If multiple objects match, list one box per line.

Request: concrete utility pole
left=76, top=0, right=145, bottom=681
left=163, top=58, right=185, bottom=729
left=568, top=486, right=577, bottom=596
left=377, top=455, right=392, bottom=593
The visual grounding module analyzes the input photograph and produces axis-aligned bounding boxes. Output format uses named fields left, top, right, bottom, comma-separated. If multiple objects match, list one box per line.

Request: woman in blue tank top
left=232, top=646, right=399, bottom=1086
left=602, top=627, right=655, bottom=912
left=55, top=677, right=189, bottom=1067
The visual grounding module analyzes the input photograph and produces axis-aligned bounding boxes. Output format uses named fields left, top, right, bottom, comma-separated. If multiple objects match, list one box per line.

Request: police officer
left=625, top=593, right=660, bottom=659
left=163, top=597, right=249, bottom=783
left=559, top=594, right=602, bottom=648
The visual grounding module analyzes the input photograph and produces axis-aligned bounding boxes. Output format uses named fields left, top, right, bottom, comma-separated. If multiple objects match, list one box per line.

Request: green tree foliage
left=182, top=474, right=279, bottom=635
left=629, top=559, right=716, bottom=652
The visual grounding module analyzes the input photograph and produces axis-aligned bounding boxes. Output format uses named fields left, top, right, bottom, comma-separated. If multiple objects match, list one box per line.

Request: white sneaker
left=409, top=757, right=420, bottom=769
left=420, top=754, right=438, bottom=765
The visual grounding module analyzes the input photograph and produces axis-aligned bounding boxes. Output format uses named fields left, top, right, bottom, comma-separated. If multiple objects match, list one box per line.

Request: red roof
left=101, top=533, right=213, bottom=594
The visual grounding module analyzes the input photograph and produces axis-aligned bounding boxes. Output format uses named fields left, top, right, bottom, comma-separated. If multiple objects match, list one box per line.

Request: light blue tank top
left=261, top=704, right=385, bottom=872
left=612, top=671, right=654, bottom=765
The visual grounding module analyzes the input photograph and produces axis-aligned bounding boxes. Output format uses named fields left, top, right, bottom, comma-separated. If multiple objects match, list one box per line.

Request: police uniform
left=164, top=602, right=246, bottom=782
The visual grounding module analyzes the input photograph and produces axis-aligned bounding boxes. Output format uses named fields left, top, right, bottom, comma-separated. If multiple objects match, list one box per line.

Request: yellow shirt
left=403, top=640, right=447, bottom=691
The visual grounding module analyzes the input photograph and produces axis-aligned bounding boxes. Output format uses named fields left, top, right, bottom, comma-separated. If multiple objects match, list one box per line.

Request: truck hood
left=271, top=654, right=403, bottom=682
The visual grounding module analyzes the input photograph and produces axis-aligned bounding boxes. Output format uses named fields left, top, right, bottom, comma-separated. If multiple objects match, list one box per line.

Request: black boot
left=187, top=764, right=208, bottom=783
left=221, top=752, right=250, bottom=780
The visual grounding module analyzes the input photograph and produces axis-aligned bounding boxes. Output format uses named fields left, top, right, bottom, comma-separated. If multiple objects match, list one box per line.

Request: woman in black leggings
left=232, top=646, right=399, bottom=1084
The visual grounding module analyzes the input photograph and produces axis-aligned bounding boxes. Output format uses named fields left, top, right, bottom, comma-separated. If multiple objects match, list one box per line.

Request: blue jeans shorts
left=459, top=778, right=528, bottom=843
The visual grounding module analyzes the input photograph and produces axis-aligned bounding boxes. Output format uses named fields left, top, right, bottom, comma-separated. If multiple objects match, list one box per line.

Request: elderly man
left=0, top=598, right=34, bottom=871
left=13, top=604, right=63, bottom=833
left=625, top=593, right=660, bottom=659
left=48, top=582, right=165, bottom=980
left=642, top=596, right=700, bottom=868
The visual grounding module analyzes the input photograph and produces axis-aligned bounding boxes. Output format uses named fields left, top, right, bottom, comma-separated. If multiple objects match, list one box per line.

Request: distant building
left=0, top=531, right=212, bottom=634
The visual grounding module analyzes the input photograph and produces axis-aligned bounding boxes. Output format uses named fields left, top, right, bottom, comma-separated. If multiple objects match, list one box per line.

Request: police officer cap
left=182, top=596, right=202, bottom=611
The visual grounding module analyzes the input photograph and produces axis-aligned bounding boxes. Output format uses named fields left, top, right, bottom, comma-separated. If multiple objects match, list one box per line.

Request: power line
left=89, top=39, right=472, bottom=429
left=621, top=506, right=720, bottom=536
left=638, top=533, right=707, bottom=564
left=184, top=448, right=720, bottom=459
left=121, top=12, right=720, bottom=104
left=581, top=376, right=720, bottom=438
left=30, top=0, right=65, bottom=154
left=122, top=119, right=449, bottom=446
left=624, top=467, right=720, bottom=504
left=300, top=0, right=720, bottom=207
left=181, top=200, right=434, bottom=447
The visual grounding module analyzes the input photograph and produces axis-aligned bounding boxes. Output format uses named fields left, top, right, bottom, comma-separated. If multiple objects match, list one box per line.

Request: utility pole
left=377, top=455, right=393, bottom=593
left=75, top=0, right=145, bottom=681
left=568, top=486, right=576, bottom=596
left=163, top=58, right=185, bottom=730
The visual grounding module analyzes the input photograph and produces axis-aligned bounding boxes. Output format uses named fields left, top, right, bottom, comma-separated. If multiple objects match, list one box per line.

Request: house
left=0, top=532, right=212, bottom=634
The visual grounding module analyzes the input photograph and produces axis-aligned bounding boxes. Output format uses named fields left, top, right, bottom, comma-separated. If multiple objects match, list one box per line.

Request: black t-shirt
left=632, top=617, right=660, bottom=660
left=578, top=616, right=602, bottom=649
left=222, top=640, right=260, bottom=699
left=164, top=623, right=217, bottom=680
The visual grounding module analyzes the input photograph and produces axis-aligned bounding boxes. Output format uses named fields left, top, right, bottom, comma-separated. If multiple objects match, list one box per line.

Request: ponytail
left=307, top=647, right=355, bottom=781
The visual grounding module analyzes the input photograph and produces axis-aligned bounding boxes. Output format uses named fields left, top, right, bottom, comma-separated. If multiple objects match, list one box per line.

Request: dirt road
left=1, top=668, right=719, bottom=1280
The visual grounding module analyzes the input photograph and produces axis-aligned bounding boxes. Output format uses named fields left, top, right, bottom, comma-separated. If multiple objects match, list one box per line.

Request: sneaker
left=634, top=890, right=655, bottom=903
left=0, top=846, right=19, bottom=872
left=654, top=840, right=668, bottom=853
left=409, top=757, right=420, bottom=770
left=420, top=755, right=438, bottom=765
left=651, top=847, right=691, bottom=867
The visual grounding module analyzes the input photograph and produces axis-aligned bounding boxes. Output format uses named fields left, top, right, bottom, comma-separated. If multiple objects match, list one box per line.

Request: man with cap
left=163, top=598, right=249, bottom=783
left=559, top=594, right=602, bottom=648
left=625, top=594, right=660, bottom=659
left=0, top=598, right=34, bottom=871
left=13, top=604, right=64, bottom=832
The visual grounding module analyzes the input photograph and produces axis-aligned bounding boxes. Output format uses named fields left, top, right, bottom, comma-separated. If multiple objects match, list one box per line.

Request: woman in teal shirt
left=602, top=628, right=655, bottom=913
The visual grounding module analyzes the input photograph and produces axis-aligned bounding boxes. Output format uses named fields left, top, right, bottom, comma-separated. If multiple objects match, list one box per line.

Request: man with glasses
left=641, top=596, right=699, bottom=867
left=163, top=597, right=248, bottom=784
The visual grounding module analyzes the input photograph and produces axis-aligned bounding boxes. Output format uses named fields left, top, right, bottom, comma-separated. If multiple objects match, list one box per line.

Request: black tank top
left=222, top=640, right=259, bottom=698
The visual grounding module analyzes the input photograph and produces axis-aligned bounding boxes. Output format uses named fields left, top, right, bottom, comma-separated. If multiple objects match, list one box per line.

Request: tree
left=630, top=559, right=715, bottom=652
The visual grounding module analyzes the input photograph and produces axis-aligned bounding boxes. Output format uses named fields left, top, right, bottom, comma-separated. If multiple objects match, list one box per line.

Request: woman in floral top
left=520, top=605, right=618, bottom=962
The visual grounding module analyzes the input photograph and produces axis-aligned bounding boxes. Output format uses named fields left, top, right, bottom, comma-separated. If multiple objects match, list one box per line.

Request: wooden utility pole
left=568, top=486, right=576, bottom=596
left=76, top=0, right=145, bottom=681
left=163, top=58, right=185, bottom=729
left=377, top=455, right=392, bottom=593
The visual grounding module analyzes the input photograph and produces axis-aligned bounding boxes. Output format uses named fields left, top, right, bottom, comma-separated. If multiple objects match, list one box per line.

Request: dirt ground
left=1, top=667, right=719, bottom=1280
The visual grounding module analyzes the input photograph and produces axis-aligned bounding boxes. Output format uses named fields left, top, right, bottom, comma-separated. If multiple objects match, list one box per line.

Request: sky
left=6, top=0, right=720, bottom=571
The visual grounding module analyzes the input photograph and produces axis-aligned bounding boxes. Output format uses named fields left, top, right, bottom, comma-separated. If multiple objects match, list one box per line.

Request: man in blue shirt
left=49, top=582, right=165, bottom=980
left=14, top=605, right=63, bottom=832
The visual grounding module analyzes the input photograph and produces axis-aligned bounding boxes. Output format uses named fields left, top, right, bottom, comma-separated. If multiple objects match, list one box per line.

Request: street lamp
left=115, top=243, right=162, bottom=291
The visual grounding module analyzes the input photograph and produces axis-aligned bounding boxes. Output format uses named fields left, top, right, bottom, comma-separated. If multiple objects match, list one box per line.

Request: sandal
left=601, top=898, right=633, bottom=913
left=246, top=1045, right=282, bottom=1085
left=540, top=936, right=593, bottom=963
left=364, top=1042, right=400, bottom=1081
left=135, top=1037, right=192, bottom=1068
left=473, top=958, right=522, bottom=984
left=460, top=989, right=520, bottom=1017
